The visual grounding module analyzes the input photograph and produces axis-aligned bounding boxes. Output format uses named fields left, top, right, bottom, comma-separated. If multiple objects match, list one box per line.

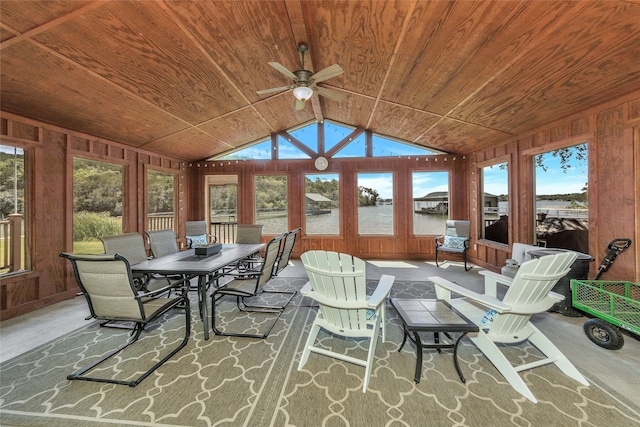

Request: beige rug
left=1, top=278, right=639, bottom=426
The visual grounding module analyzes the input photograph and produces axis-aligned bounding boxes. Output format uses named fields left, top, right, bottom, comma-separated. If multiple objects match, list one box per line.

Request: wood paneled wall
left=188, top=155, right=467, bottom=261
left=2, top=90, right=639, bottom=319
left=0, top=112, right=187, bottom=320
left=472, top=91, right=640, bottom=282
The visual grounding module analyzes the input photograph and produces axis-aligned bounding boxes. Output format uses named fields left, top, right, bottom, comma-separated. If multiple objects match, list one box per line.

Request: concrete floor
left=1, top=258, right=638, bottom=410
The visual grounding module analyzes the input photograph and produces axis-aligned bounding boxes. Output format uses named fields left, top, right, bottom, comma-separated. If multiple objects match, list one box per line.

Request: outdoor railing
left=147, top=212, right=175, bottom=231
left=211, top=221, right=238, bottom=244
left=0, top=213, right=23, bottom=273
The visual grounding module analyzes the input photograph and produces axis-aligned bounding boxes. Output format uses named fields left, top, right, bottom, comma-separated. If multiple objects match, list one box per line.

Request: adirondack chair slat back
left=490, top=252, right=577, bottom=337
left=302, top=251, right=369, bottom=332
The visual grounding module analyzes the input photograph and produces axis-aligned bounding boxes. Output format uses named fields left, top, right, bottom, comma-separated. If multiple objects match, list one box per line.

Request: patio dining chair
left=298, top=250, right=395, bottom=392
left=430, top=251, right=589, bottom=403
left=435, top=220, right=472, bottom=271
left=59, top=253, right=190, bottom=387
left=212, top=234, right=295, bottom=338
left=184, top=220, right=216, bottom=248
left=272, top=227, right=301, bottom=277
left=145, top=229, right=179, bottom=257
left=100, top=232, right=179, bottom=292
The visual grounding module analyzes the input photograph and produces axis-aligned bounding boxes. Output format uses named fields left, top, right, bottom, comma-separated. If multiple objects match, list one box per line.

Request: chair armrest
left=429, top=276, right=511, bottom=313
left=479, top=270, right=513, bottom=297
left=367, top=275, right=395, bottom=307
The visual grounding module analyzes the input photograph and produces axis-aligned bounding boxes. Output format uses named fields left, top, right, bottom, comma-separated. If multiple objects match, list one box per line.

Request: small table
left=391, top=298, right=478, bottom=383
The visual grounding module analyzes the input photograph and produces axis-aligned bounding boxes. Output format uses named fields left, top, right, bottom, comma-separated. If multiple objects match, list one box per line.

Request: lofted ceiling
left=1, top=1, right=640, bottom=162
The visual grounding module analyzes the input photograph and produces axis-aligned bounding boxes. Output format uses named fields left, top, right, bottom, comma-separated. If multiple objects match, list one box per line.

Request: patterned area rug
left=1, top=278, right=639, bottom=426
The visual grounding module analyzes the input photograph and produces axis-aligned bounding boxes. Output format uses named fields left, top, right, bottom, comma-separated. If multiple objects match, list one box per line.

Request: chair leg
left=298, top=320, right=322, bottom=370
left=435, top=248, right=441, bottom=267
left=470, top=332, right=538, bottom=403
left=212, top=292, right=285, bottom=339
left=362, top=316, right=381, bottom=392
left=463, top=251, right=471, bottom=271
left=527, top=325, right=589, bottom=386
left=68, top=297, right=190, bottom=387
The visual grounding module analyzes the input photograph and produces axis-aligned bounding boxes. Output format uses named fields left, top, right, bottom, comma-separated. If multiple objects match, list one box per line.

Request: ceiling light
left=293, top=86, right=313, bottom=101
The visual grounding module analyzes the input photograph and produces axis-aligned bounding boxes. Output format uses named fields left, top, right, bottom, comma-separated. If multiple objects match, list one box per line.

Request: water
left=258, top=205, right=447, bottom=235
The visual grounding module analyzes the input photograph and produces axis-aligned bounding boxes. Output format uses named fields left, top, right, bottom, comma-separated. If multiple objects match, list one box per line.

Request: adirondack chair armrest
left=479, top=270, right=513, bottom=297
left=367, top=274, right=395, bottom=307
left=429, top=276, right=511, bottom=313
left=300, top=281, right=312, bottom=294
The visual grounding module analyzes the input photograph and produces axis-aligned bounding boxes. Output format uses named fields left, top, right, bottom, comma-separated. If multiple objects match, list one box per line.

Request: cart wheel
left=583, top=318, right=624, bottom=350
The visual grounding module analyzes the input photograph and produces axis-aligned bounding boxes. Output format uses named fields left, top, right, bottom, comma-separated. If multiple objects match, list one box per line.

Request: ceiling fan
left=257, top=44, right=345, bottom=110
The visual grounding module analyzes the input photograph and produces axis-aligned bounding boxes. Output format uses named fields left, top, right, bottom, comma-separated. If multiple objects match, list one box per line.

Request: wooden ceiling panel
left=0, top=42, right=187, bottom=145
left=368, top=101, right=441, bottom=145
left=323, top=92, right=377, bottom=130
left=451, top=1, right=640, bottom=132
left=165, top=1, right=299, bottom=102
left=143, top=127, right=230, bottom=161
left=303, top=0, right=411, bottom=97
left=1, top=1, right=639, bottom=160
left=0, top=1, right=92, bottom=34
left=197, top=108, right=275, bottom=151
left=31, top=1, right=245, bottom=124
left=418, top=118, right=509, bottom=153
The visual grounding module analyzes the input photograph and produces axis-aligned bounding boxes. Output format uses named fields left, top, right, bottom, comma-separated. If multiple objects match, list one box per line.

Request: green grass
left=72, top=240, right=104, bottom=254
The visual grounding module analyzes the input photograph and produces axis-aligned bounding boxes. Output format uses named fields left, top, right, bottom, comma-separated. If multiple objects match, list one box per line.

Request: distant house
left=414, top=192, right=498, bottom=215
left=306, top=193, right=332, bottom=215
left=414, top=191, right=449, bottom=214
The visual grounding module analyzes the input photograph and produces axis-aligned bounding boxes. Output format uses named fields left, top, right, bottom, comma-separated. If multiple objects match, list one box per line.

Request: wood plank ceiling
left=1, top=1, right=639, bottom=162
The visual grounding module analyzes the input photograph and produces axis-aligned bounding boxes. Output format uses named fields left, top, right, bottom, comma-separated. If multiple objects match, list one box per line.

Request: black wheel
left=583, top=318, right=624, bottom=350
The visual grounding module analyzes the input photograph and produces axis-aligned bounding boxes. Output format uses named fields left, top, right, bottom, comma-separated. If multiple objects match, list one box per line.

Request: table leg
left=413, top=331, right=423, bottom=383
left=198, top=275, right=209, bottom=340
left=452, top=332, right=468, bottom=382
left=398, top=325, right=409, bottom=352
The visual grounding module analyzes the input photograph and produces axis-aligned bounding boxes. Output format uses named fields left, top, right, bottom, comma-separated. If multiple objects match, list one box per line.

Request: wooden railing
left=211, top=221, right=238, bottom=244
left=0, top=213, right=23, bottom=273
left=147, top=212, right=175, bottom=231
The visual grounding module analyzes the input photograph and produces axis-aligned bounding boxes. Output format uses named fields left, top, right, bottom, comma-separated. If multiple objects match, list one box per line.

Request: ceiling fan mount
left=257, top=43, right=345, bottom=110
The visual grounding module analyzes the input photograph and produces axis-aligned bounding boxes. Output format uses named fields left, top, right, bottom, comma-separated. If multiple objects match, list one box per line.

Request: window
left=481, top=162, right=509, bottom=244
left=73, top=158, right=123, bottom=253
left=255, top=175, right=288, bottom=234
left=147, top=169, right=175, bottom=232
left=305, top=174, right=339, bottom=235
left=373, top=135, right=438, bottom=157
left=534, top=143, right=588, bottom=253
left=412, top=171, right=449, bottom=235
left=357, top=172, right=393, bottom=235
left=0, top=145, right=28, bottom=274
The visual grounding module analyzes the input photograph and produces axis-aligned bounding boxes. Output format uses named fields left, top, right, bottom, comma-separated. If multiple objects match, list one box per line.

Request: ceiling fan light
left=293, top=86, right=313, bottom=101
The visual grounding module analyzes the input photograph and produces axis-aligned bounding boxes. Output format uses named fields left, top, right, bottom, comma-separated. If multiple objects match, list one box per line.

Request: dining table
left=132, top=243, right=265, bottom=340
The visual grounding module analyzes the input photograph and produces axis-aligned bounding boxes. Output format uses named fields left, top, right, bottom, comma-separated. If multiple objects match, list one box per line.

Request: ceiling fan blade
left=268, top=62, right=297, bottom=81
left=310, top=64, right=344, bottom=84
left=256, top=85, right=291, bottom=95
left=315, top=86, right=346, bottom=102
left=295, top=98, right=306, bottom=110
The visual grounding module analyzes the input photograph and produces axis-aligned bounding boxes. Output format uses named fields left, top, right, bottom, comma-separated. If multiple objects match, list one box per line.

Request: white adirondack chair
left=430, top=251, right=589, bottom=403
left=299, top=250, right=395, bottom=392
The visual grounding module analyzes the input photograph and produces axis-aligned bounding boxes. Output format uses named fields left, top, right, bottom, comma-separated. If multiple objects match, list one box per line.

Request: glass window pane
left=278, top=135, right=311, bottom=159
left=73, top=158, right=123, bottom=254
left=305, top=174, right=340, bottom=235
left=147, top=170, right=175, bottom=232
left=534, top=143, right=588, bottom=252
left=0, top=145, right=28, bottom=274
left=373, top=135, right=438, bottom=157
left=289, top=123, right=317, bottom=152
left=357, top=172, right=393, bottom=235
left=334, top=132, right=365, bottom=158
left=325, top=121, right=355, bottom=152
left=412, top=171, right=449, bottom=235
left=482, top=163, right=509, bottom=244
left=255, top=175, right=288, bottom=234
left=216, top=138, right=272, bottom=160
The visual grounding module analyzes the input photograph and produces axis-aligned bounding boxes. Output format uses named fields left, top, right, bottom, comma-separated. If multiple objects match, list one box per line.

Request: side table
left=391, top=298, right=478, bottom=383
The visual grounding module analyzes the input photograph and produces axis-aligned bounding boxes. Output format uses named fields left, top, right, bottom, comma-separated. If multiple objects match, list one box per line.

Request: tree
left=358, top=186, right=379, bottom=206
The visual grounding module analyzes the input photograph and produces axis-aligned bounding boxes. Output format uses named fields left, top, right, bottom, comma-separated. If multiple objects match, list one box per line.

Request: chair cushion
left=188, top=234, right=208, bottom=247
left=443, top=236, right=467, bottom=249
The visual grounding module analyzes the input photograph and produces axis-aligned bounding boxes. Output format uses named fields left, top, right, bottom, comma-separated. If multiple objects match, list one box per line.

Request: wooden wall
left=472, top=91, right=640, bottom=282
left=0, top=112, right=187, bottom=320
left=1, top=89, right=639, bottom=320
left=188, top=154, right=467, bottom=261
